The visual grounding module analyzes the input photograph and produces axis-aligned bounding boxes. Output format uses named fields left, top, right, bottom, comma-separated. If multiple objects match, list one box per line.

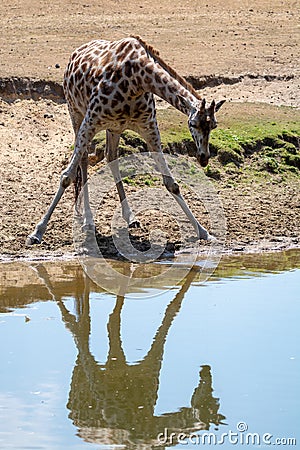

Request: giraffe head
left=188, top=98, right=225, bottom=167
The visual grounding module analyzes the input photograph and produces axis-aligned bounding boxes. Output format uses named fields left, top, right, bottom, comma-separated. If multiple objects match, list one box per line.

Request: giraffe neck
left=131, top=35, right=200, bottom=115
left=145, top=65, right=197, bottom=116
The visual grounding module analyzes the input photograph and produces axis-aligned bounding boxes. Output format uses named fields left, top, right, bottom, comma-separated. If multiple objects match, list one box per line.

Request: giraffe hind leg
left=106, top=131, right=140, bottom=228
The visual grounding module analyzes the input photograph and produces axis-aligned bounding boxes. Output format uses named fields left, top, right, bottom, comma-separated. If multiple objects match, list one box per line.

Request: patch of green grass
left=91, top=103, right=300, bottom=182
left=159, top=104, right=300, bottom=176
left=261, top=155, right=281, bottom=173
left=92, top=130, right=106, bottom=149
left=92, top=130, right=146, bottom=157
left=204, top=164, right=222, bottom=180
left=123, top=176, right=136, bottom=186
left=123, top=174, right=160, bottom=187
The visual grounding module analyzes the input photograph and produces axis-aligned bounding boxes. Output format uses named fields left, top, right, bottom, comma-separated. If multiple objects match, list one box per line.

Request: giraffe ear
left=215, top=99, right=226, bottom=112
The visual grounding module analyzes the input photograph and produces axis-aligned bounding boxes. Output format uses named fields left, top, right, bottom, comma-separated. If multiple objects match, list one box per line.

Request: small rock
left=55, top=63, right=60, bottom=69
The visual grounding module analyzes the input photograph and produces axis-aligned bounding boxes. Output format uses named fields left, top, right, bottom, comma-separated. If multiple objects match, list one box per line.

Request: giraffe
left=26, top=35, right=225, bottom=247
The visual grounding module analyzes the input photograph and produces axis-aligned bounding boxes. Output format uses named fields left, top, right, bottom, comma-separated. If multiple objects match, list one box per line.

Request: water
left=0, top=250, right=299, bottom=449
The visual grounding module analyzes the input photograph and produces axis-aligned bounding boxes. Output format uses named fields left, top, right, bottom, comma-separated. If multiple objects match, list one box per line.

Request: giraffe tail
left=73, top=166, right=82, bottom=204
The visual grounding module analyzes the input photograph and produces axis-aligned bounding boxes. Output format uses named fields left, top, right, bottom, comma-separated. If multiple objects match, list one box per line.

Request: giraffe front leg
left=26, top=116, right=95, bottom=246
left=139, top=121, right=211, bottom=241
left=153, top=153, right=212, bottom=241
left=162, top=175, right=211, bottom=241
left=26, top=166, right=76, bottom=246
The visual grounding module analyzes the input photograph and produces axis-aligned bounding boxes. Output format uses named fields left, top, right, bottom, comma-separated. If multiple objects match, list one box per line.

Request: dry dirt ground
left=0, top=0, right=299, bottom=260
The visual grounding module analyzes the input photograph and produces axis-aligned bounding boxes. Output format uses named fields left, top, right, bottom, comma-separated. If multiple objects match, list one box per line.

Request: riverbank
left=0, top=98, right=299, bottom=261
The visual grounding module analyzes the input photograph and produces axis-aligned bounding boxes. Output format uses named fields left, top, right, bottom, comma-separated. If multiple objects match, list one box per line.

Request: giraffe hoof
left=25, top=235, right=41, bottom=246
left=88, top=155, right=99, bottom=166
left=206, top=234, right=217, bottom=242
left=129, top=220, right=141, bottom=229
left=88, top=150, right=105, bottom=166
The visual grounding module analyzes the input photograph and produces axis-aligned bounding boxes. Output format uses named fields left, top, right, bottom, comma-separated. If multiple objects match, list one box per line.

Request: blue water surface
left=0, top=254, right=299, bottom=449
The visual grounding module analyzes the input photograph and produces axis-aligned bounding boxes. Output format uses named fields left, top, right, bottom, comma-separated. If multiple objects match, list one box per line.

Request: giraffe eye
left=189, top=120, right=197, bottom=129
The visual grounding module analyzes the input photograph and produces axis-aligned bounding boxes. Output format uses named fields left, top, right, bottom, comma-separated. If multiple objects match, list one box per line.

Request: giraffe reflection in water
left=34, top=263, right=225, bottom=448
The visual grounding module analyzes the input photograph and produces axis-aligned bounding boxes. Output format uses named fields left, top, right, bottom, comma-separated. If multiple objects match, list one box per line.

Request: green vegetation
left=92, top=129, right=146, bottom=156
left=211, top=248, right=300, bottom=280
left=123, top=174, right=160, bottom=187
left=92, top=102, right=300, bottom=183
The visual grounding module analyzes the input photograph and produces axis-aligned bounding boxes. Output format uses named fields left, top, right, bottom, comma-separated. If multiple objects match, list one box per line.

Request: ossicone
left=200, top=98, right=206, bottom=112
left=215, top=99, right=226, bottom=112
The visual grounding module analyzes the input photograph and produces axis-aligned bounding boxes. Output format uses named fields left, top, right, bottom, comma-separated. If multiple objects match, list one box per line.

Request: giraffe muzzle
left=198, top=153, right=209, bottom=168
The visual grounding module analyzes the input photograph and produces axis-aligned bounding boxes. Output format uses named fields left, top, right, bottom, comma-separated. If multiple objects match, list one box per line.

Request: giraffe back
left=63, top=38, right=150, bottom=117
